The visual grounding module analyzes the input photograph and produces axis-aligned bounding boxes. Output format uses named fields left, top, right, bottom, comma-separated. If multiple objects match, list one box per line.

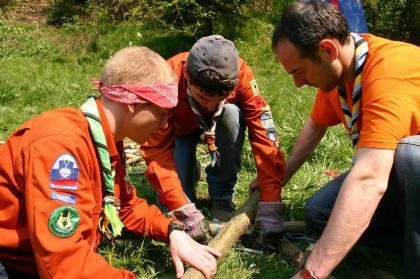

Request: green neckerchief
left=81, top=96, right=124, bottom=239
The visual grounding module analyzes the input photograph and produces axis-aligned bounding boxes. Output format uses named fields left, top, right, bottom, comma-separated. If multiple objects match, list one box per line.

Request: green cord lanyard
left=81, top=96, right=125, bottom=239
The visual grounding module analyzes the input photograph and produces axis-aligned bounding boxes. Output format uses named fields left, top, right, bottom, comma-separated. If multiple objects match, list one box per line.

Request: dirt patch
left=2, top=0, right=49, bottom=26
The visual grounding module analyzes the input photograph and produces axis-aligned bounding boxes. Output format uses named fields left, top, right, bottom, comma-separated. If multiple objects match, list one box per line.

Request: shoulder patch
left=260, top=111, right=273, bottom=120
left=250, top=79, right=260, bottom=96
left=51, top=192, right=76, bottom=204
left=50, top=153, right=79, bottom=191
left=48, top=206, right=80, bottom=238
left=266, top=128, right=277, bottom=142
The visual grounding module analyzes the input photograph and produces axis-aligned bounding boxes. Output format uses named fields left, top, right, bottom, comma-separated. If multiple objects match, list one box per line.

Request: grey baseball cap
left=187, top=35, right=239, bottom=87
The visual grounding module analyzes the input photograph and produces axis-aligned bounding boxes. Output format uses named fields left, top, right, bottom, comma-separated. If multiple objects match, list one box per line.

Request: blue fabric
left=324, top=0, right=369, bottom=33
left=305, top=136, right=420, bottom=278
left=174, top=103, right=246, bottom=202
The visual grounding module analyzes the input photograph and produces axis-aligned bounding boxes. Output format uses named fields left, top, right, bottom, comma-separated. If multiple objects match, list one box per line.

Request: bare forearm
left=304, top=149, right=394, bottom=278
left=307, top=179, right=384, bottom=277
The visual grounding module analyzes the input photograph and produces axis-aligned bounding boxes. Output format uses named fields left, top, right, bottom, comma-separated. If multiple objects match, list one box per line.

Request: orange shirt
left=311, top=34, right=420, bottom=149
left=141, top=52, right=285, bottom=207
left=0, top=98, right=171, bottom=278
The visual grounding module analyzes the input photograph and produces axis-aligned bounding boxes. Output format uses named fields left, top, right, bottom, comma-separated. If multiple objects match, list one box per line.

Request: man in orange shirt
left=0, top=46, right=220, bottom=279
left=272, top=1, right=420, bottom=278
left=140, top=35, right=286, bottom=241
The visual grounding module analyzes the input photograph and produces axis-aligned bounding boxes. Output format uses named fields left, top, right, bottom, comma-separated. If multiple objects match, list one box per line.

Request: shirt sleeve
left=310, top=89, right=342, bottom=127
left=139, top=111, right=189, bottom=210
left=23, top=133, right=135, bottom=279
left=358, top=76, right=416, bottom=149
left=114, top=158, right=173, bottom=243
left=235, top=60, right=286, bottom=202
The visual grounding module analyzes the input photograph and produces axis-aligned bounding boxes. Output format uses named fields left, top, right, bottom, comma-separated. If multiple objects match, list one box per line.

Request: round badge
left=48, top=205, right=80, bottom=238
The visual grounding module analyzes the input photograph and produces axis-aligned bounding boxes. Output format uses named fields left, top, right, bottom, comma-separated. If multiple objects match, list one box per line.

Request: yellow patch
left=250, top=79, right=260, bottom=96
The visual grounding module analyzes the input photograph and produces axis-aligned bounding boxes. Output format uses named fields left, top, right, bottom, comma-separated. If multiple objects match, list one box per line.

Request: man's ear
left=319, top=39, right=339, bottom=61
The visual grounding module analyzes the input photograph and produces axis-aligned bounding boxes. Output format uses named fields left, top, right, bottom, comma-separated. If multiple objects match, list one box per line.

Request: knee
left=304, top=198, right=332, bottom=233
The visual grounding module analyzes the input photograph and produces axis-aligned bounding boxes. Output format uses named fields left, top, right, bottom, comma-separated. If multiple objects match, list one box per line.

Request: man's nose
left=204, top=101, right=218, bottom=111
left=293, top=76, right=306, bottom=88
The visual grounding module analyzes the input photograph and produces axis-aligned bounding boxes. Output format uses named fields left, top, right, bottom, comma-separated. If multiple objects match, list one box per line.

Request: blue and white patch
left=51, top=191, right=76, bottom=204
left=266, top=128, right=277, bottom=142
left=261, top=118, right=275, bottom=129
left=261, top=111, right=273, bottom=120
left=50, top=153, right=79, bottom=191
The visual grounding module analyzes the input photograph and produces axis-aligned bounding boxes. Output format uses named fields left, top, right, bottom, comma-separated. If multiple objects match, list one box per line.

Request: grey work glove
left=254, top=201, right=286, bottom=240
left=168, top=203, right=210, bottom=243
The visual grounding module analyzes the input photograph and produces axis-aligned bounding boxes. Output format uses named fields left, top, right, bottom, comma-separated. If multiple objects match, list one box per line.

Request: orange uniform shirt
left=0, top=98, right=171, bottom=278
left=141, top=52, right=285, bottom=208
left=311, top=34, right=420, bottom=149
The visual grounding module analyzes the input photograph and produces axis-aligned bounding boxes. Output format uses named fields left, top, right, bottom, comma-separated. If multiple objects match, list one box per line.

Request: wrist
left=168, top=220, right=186, bottom=237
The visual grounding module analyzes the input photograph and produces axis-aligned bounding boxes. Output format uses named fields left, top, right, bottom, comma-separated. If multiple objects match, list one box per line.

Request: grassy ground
left=0, top=16, right=404, bottom=279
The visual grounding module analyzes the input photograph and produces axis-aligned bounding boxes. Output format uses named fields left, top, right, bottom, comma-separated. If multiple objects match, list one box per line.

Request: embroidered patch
left=50, top=153, right=79, bottom=191
left=261, top=118, right=275, bottom=129
left=253, top=96, right=264, bottom=108
left=51, top=192, right=76, bottom=204
left=261, top=111, right=273, bottom=120
left=266, top=128, right=277, bottom=142
left=48, top=206, right=80, bottom=238
left=250, top=79, right=260, bottom=96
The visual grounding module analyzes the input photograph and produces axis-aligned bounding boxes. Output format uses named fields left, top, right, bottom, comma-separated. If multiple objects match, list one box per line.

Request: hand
left=168, top=203, right=211, bottom=243
left=254, top=201, right=286, bottom=240
left=169, top=230, right=221, bottom=279
left=248, top=177, right=259, bottom=196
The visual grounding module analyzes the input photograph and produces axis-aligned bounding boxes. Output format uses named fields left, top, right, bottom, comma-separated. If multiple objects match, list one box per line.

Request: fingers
left=191, top=253, right=217, bottom=279
left=186, top=243, right=218, bottom=278
left=202, top=245, right=221, bottom=258
left=171, top=253, right=184, bottom=279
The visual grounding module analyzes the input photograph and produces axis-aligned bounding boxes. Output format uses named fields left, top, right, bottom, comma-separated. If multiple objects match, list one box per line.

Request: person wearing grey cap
left=140, top=35, right=286, bottom=241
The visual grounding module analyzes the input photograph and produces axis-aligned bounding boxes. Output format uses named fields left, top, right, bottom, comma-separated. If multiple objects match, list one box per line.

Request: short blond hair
left=101, top=46, right=177, bottom=86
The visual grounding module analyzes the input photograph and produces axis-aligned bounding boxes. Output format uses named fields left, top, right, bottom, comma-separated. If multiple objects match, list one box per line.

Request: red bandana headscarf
left=92, top=78, right=178, bottom=109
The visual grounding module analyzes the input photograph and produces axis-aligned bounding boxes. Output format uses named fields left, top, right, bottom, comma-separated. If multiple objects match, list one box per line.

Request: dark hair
left=188, top=69, right=235, bottom=97
left=272, top=0, right=350, bottom=61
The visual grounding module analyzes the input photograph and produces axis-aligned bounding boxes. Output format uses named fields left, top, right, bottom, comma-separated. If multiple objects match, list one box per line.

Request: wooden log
left=181, top=189, right=261, bottom=279
left=125, top=157, right=142, bottom=165
left=208, top=220, right=306, bottom=236
left=182, top=188, right=314, bottom=279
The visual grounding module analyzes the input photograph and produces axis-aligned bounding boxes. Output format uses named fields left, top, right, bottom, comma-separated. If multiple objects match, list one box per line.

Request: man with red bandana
left=140, top=35, right=286, bottom=241
left=0, top=46, right=220, bottom=279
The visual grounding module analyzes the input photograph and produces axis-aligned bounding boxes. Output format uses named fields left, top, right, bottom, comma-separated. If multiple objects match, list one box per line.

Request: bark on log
left=182, top=188, right=313, bottom=279
left=181, top=189, right=261, bottom=279
left=208, top=220, right=306, bottom=236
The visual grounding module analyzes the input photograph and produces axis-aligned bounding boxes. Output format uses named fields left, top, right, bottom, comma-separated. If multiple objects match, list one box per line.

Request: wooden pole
left=181, top=189, right=261, bottom=279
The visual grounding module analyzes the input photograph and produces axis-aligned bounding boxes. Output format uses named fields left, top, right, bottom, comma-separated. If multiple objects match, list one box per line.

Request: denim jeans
left=174, top=103, right=246, bottom=203
left=305, top=135, right=420, bottom=278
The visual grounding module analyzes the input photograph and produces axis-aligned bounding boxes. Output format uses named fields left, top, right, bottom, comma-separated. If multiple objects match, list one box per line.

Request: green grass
left=0, top=18, right=404, bottom=279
